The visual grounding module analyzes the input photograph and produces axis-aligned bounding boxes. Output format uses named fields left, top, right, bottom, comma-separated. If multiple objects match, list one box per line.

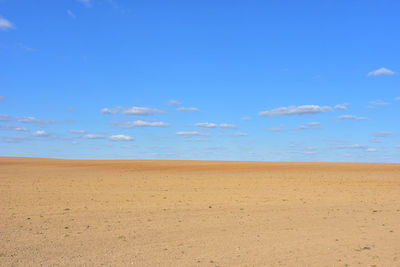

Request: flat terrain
left=1, top=157, right=400, bottom=266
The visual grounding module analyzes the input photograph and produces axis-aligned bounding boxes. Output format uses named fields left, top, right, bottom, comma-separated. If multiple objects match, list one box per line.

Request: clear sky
left=0, top=0, right=399, bottom=162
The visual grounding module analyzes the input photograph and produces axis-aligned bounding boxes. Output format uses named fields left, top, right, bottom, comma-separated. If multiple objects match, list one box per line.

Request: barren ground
left=1, top=157, right=400, bottom=266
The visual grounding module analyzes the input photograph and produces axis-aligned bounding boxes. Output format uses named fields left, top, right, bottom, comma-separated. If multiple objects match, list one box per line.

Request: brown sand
left=1, top=157, right=400, bottom=266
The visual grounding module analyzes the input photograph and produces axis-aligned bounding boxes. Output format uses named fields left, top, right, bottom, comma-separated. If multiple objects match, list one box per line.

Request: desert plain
left=1, top=157, right=400, bottom=266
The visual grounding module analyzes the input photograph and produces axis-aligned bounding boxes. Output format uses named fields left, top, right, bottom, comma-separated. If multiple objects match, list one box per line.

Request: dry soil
left=1, top=157, right=400, bottom=266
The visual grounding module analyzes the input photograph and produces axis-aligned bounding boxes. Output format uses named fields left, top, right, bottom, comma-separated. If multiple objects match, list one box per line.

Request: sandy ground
left=1, top=157, right=400, bottom=266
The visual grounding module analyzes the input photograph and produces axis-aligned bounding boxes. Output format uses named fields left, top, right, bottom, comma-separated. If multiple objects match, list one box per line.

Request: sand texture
left=1, top=157, right=400, bottom=266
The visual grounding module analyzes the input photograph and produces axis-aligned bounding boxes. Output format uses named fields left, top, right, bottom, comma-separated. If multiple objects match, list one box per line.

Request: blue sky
left=0, top=0, right=399, bottom=162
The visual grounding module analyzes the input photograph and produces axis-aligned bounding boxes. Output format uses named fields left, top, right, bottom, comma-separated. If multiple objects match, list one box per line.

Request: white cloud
left=337, top=115, right=367, bottom=121
left=67, top=9, right=76, bottom=19
left=109, top=134, right=134, bottom=141
left=123, top=107, right=164, bottom=115
left=259, top=105, right=332, bottom=116
left=168, top=99, right=181, bottom=106
left=296, top=122, right=321, bottom=130
left=31, top=130, right=49, bottom=137
left=334, top=103, right=349, bottom=110
left=101, top=106, right=165, bottom=115
left=118, top=120, right=169, bottom=128
left=69, top=129, right=86, bottom=134
left=100, top=106, right=123, bottom=114
left=373, top=131, right=392, bottom=137
left=196, top=122, right=237, bottom=129
left=177, top=107, right=200, bottom=112
left=0, top=125, right=28, bottom=131
left=0, top=17, right=15, bottom=31
left=366, top=148, right=377, bottom=152
left=241, top=116, right=251, bottom=121
left=175, top=131, right=209, bottom=137
left=368, top=67, right=395, bottom=76
left=196, top=122, right=218, bottom=128
left=233, top=132, right=248, bottom=136
left=82, top=134, right=105, bottom=139
left=396, top=97, right=400, bottom=101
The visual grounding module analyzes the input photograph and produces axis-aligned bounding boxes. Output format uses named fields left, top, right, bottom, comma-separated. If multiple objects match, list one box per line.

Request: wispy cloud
left=206, top=145, right=225, bottom=150
left=0, top=114, right=58, bottom=124
left=334, top=103, right=349, bottom=110
left=67, top=9, right=76, bottom=19
left=373, top=131, right=392, bottom=137
left=337, top=144, right=368, bottom=149
left=0, top=125, right=28, bottom=131
left=118, top=120, right=169, bottom=128
left=2, top=136, right=29, bottom=143
left=304, top=151, right=316, bottom=155
left=17, top=43, right=35, bottom=52
left=288, top=141, right=303, bottom=148
left=175, top=131, right=209, bottom=137
left=151, top=152, right=175, bottom=156
left=101, top=106, right=165, bottom=115
left=370, top=138, right=381, bottom=143
left=368, top=100, right=389, bottom=108
left=241, top=116, right=251, bottom=121
left=269, top=125, right=285, bottom=132
left=77, top=0, right=92, bottom=8
left=295, top=122, right=321, bottom=130
left=233, top=132, right=249, bottom=137
left=368, top=67, right=395, bottom=76
left=69, top=129, right=86, bottom=134
left=396, top=97, right=400, bottom=101
left=0, top=96, right=4, bottom=101
left=66, top=107, right=77, bottom=112
left=168, top=99, right=181, bottom=106
left=219, top=123, right=237, bottom=129
left=104, top=0, right=129, bottom=14
left=338, top=144, right=377, bottom=153
left=337, top=115, right=367, bottom=121
left=0, top=114, right=13, bottom=122
left=259, top=105, right=332, bottom=116
left=0, top=17, right=15, bottom=31
left=177, top=107, right=200, bottom=112
left=82, top=134, right=105, bottom=139
left=18, top=116, right=57, bottom=124
left=109, top=134, right=134, bottom=141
